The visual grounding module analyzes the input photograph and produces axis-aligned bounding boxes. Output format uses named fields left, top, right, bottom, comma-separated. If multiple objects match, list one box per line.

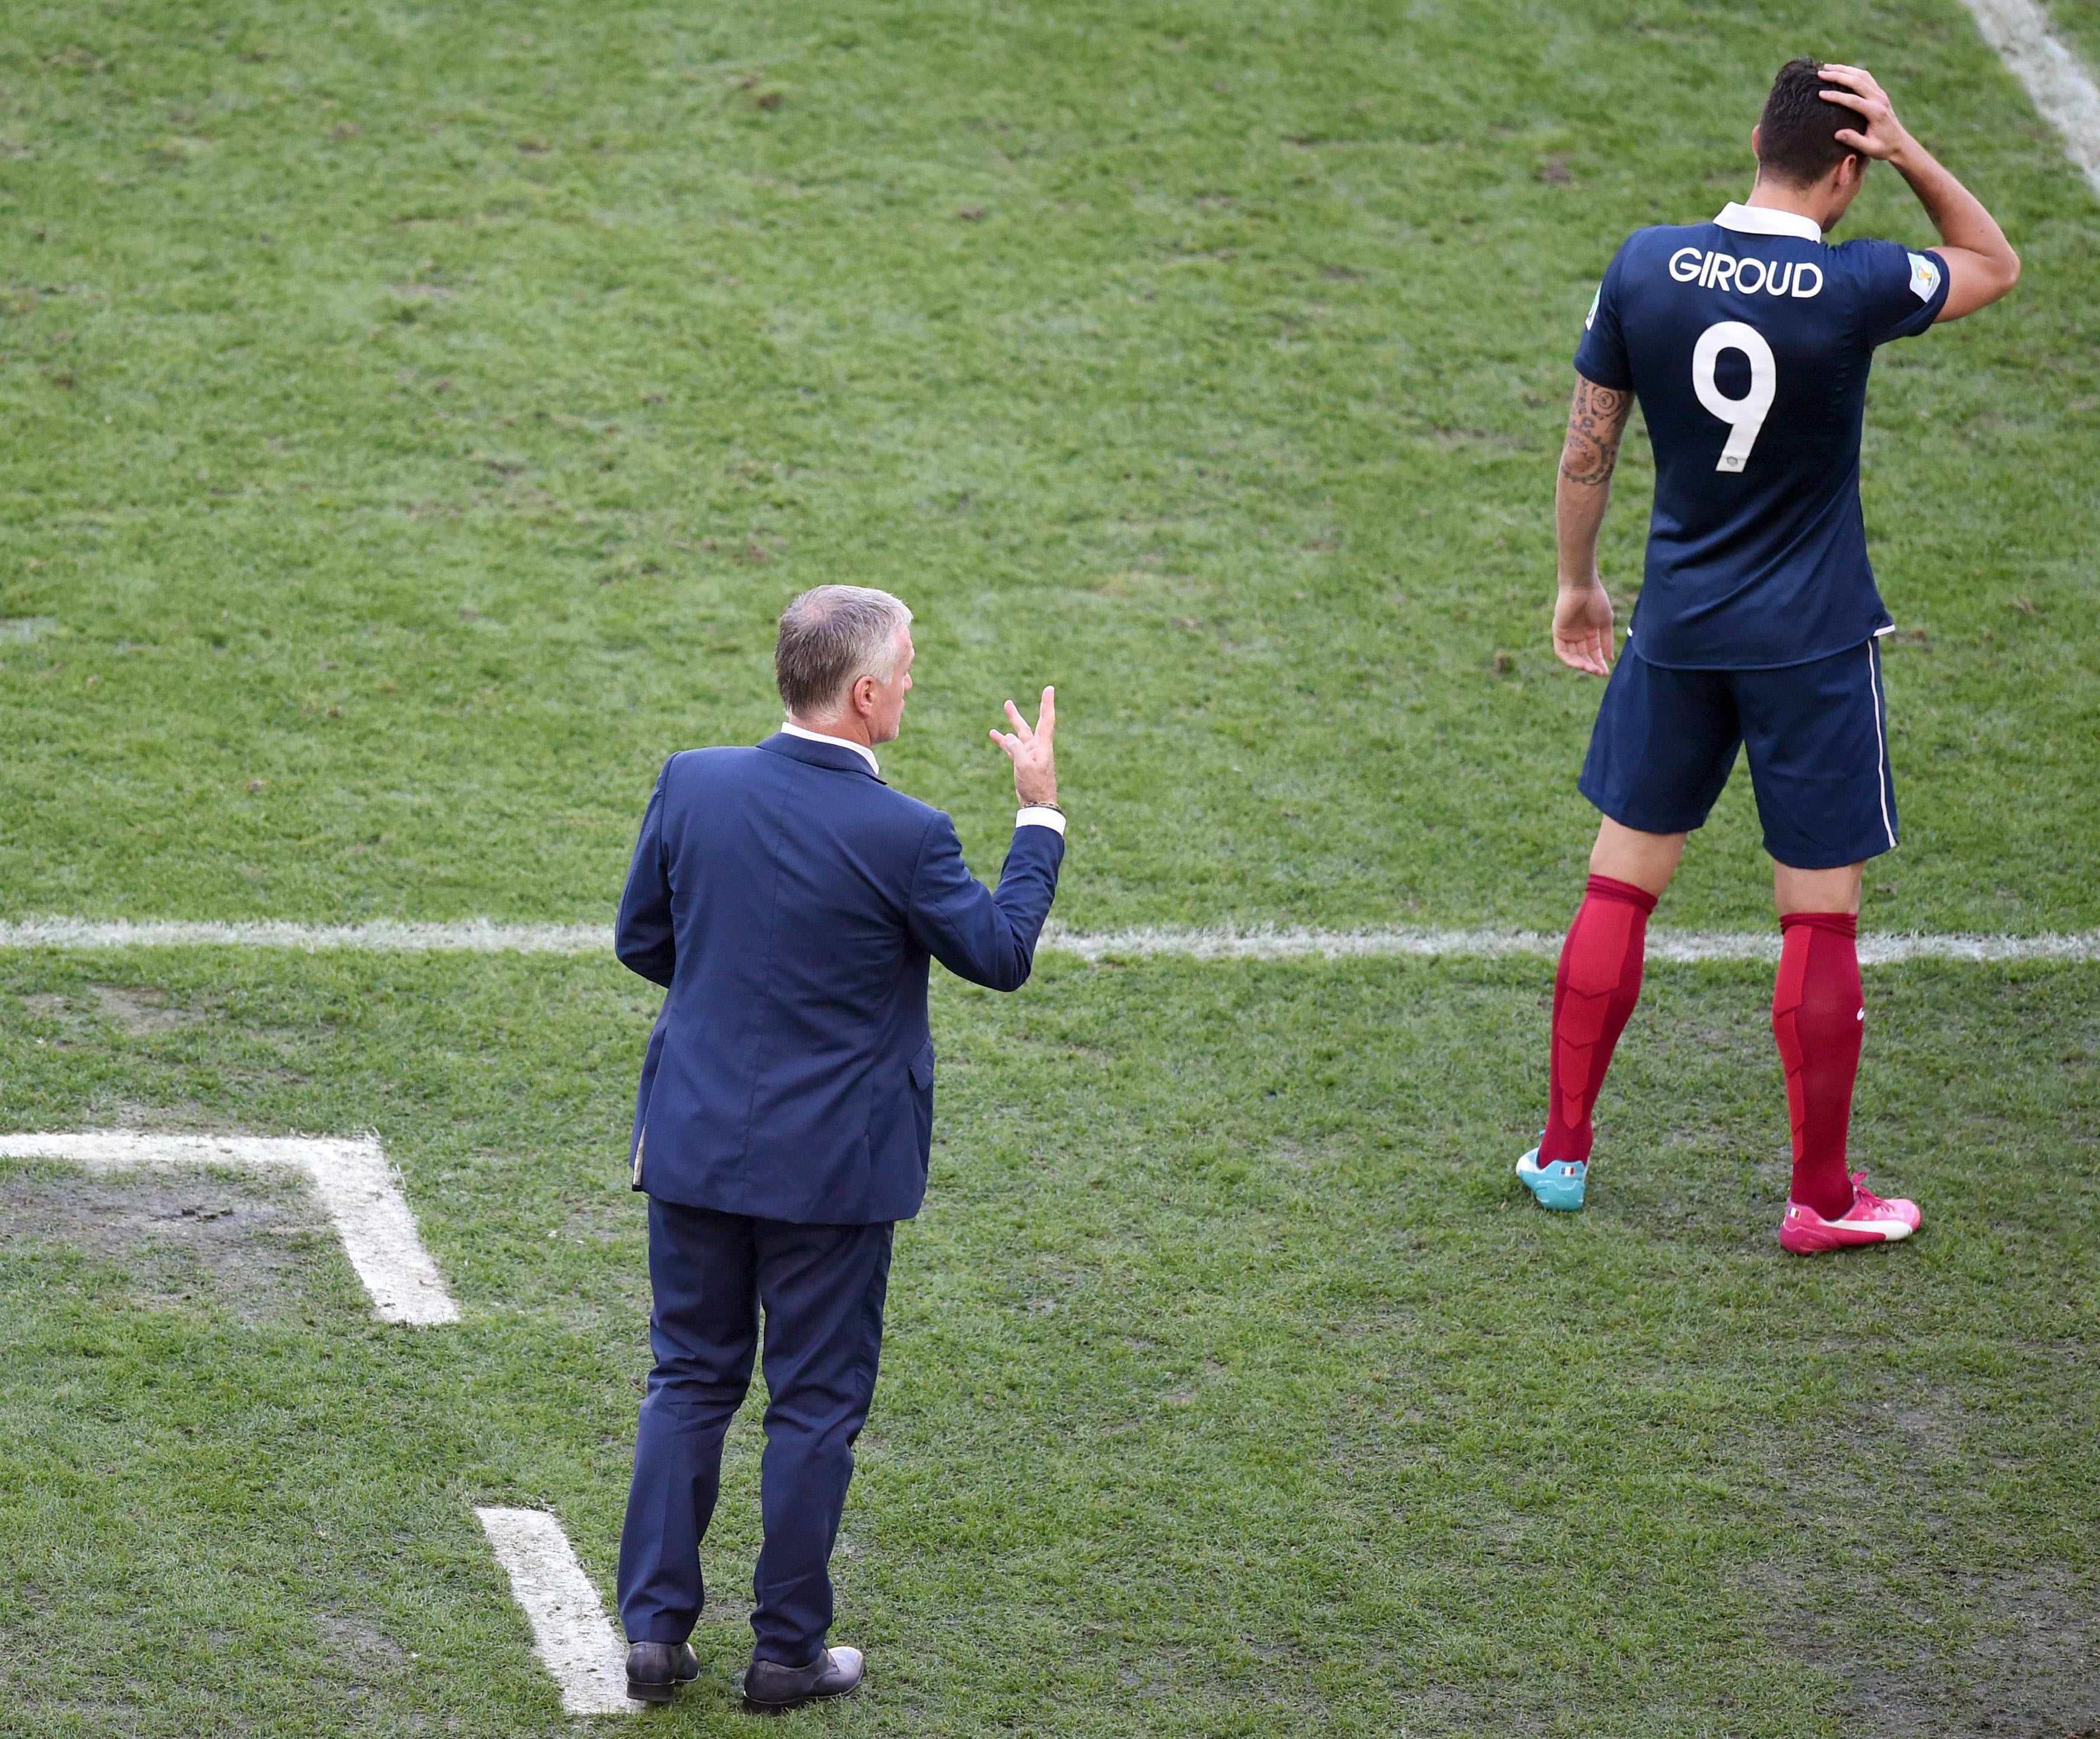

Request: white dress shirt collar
left=1713, top=201, right=1823, bottom=243
left=780, top=719, right=880, bottom=776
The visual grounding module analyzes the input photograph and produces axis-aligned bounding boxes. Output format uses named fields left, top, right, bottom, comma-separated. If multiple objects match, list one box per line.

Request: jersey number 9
left=1692, top=321, right=1776, bottom=473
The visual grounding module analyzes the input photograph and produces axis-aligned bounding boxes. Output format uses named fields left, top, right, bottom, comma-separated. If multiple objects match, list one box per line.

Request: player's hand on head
left=1817, top=63, right=1912, bottom=161
left=1553, top=584, right=1615, bottom=678
left=991, top=686, right=1058, bottom=807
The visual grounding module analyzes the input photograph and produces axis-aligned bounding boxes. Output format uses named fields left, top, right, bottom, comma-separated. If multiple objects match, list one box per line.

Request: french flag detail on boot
left=1779, top=1171, right=1922, bottom=1254
left=1516, top=1143, right=1588, bottom=1212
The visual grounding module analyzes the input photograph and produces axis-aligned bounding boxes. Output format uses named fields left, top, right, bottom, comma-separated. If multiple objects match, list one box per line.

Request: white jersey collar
left=781, top=719, right=879, bottom=775
left=1714, top=201, right=1823, bottom=243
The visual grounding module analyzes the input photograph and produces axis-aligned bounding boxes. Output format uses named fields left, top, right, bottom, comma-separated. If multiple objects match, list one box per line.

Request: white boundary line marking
left=475, top=1508, right=635, bottom=1715
left=0, top=1131, right=459, bottom=1325
left=1962, top=0, right=2100, bottom=197
left=1038, top=924, right=2100, bottom=966
left=0, top=917, right=611, bottom=953
left=0, top=915, right=2096, bottom=965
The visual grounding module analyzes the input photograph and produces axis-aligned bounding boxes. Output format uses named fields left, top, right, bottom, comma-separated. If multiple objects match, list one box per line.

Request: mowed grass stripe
left=3, top=915, right=2099, bottom=965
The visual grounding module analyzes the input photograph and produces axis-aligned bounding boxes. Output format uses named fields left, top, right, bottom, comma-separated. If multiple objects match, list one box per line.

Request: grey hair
left=774, top=585, right=913, bottom=719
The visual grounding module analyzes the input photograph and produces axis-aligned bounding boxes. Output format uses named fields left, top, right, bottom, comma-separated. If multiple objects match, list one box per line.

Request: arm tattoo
left=1559, top=376, right=1632, bottom=487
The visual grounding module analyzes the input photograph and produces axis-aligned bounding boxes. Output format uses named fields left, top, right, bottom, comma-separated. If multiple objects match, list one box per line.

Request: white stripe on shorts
left=1866, top=641, right=1896, bottom=852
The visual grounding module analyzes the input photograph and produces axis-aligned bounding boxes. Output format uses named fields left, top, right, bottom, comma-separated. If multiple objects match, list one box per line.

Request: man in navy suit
left=612, top=584, right=1065, bottom=1711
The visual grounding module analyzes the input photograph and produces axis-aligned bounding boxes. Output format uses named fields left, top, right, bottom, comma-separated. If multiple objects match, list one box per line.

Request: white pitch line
left=0, top=916, right=609, bottom=954
left=1962, top=0, right=2100, bottom=197
left=1039, top=924, right=2100, bottom=966
left=0, top=1131, right=458, bottom=1325
left=476, top=1508, right=634, bottom=1716
left=0, top=915, right=2096, bottom=966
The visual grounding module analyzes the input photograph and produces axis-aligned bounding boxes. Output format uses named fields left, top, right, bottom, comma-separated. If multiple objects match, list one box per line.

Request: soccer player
left=1521, top=60, right=2020, bottom=1247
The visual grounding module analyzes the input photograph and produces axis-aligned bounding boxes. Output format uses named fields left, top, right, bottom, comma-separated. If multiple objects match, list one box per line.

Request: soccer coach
left=611, top=585, right=1065, bottom=1711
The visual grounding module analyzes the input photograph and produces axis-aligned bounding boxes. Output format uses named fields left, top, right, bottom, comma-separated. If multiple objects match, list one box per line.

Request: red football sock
left=1541, top=875, right=1657, bottom=1165
left=1772, top=912, right=1863, bottom=1221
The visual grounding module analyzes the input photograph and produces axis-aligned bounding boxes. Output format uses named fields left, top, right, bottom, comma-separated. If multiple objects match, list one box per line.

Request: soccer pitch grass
left=4, top=0, right=2099, bottom=933
left=1, top=951, right=2096, bottom=1737
left=2, top=0, right=2098, bottom=1734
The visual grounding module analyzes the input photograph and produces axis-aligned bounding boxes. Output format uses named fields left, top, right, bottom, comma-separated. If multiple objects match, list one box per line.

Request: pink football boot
left=1780, top=1172, right=1922, bottom=1255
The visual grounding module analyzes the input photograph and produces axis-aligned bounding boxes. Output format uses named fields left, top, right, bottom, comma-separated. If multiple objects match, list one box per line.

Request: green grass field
left=4, top=951, right=2097, bottom=1737
left=2, top=1, right=2098, bottom=1734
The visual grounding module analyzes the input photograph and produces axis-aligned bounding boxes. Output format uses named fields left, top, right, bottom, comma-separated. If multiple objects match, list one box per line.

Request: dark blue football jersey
left=1574, top=203, right=1949, bottom=670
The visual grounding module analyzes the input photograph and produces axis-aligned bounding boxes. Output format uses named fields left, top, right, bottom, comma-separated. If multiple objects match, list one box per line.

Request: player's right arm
left=1553, top=373, right=1634, bottom=676
left=1820, top=63, right=2020, bottom=321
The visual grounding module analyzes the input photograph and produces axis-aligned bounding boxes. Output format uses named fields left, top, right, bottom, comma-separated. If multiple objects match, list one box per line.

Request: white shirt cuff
left=1015, top=806, right=1067, bottom=837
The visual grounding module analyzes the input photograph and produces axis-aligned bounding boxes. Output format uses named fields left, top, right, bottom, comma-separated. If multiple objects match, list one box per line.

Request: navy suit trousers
left=615, top=1197, right=893, bottom=1664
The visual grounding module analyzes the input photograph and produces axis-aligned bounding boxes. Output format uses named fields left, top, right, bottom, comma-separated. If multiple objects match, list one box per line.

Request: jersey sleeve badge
left=1585, top=284, right=1600, bottom=330
left=1906, top=250, right=1942, bottom=303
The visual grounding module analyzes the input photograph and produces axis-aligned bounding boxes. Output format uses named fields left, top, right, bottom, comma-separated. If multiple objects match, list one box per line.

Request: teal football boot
left=1515, top=1142, right=1588, bottom=1211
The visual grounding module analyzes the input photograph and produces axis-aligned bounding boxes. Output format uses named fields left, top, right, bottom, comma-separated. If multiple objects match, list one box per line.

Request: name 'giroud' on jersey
left=1665, top=248, right=1825, bottom=297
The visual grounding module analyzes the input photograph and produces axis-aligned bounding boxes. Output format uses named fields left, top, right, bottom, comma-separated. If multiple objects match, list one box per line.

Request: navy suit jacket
left=615, top=733, right=1065, bottom=1224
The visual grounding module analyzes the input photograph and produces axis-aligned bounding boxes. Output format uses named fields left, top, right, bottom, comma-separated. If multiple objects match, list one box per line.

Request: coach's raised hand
left=991, top=686, right=1059, bottom=808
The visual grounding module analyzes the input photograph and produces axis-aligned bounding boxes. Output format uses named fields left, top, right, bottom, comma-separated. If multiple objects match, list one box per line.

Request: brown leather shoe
left=741, top=1645, right=864, bottom=1712
left=625, top=1640, right=700, bottom=1703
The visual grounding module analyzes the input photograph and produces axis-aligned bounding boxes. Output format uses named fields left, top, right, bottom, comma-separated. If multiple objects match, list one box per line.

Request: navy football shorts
left=1579, top=637, right=1898, bottom=869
